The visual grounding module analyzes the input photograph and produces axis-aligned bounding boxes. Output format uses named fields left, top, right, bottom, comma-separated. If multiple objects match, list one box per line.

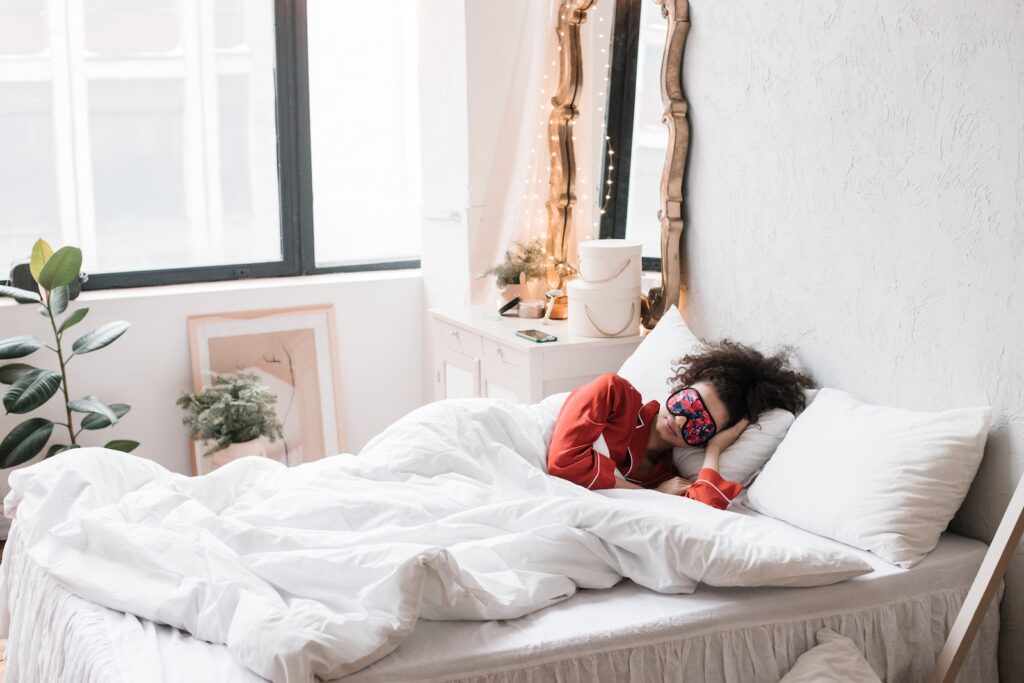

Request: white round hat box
left=567, top=279, right=641, bottom=338
left=577, top=239, right=642, bottom=290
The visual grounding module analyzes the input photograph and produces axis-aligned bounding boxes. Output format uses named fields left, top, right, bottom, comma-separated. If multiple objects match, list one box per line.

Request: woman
left=547, top=340, right=813, bottom=509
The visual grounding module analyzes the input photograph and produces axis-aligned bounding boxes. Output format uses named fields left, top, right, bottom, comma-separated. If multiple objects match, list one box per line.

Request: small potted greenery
left=177, top=372, right=283, bottom=470
left=479, top=239, right=549, bottom=303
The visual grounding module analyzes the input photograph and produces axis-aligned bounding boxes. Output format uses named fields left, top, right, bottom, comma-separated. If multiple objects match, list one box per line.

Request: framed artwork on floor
left=186, top=305, right=344, bottom=475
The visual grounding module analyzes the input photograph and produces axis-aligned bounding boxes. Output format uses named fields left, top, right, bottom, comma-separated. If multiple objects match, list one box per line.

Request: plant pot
left=210, top=438, right=267, bottom=470
left=498, top=284, right=523, bottom=306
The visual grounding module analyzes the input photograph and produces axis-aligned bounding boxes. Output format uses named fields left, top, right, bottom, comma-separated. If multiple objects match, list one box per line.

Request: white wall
left=0, top=271, right=424, bottom=530
left=681, top=1, right=1023, bottom=677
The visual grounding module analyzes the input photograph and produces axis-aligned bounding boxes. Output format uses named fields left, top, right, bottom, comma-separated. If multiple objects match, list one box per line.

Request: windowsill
left=0, top=268, right=422, bottom=308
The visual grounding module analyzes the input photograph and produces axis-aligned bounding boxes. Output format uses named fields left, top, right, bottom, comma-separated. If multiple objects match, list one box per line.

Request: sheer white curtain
left=466, top=0, right=559, bottom=305
left=467, top=0, right=614, bottom=305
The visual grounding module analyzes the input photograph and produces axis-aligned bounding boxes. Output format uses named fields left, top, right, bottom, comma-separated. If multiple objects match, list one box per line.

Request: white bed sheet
left=0, top=511, right=1000, bottom=683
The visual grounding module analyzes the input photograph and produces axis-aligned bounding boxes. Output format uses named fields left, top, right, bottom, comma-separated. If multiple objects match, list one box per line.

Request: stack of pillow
left=615, top=305, right=992, bottom=569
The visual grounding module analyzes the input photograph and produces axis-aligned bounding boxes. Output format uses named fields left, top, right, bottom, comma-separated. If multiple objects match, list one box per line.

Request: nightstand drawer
left=436, top=320, right=483, bottom=357
left=482, top=338, right=528, bottom=373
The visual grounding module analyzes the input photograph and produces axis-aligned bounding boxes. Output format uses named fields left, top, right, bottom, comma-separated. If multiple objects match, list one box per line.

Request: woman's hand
left=707, top=418, right=750, bottom=454
left=655, top=476, right=693, bottom=496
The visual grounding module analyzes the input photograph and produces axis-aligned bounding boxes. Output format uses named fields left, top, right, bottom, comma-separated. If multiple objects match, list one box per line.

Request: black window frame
left=81, top=0, right=419, bottom=292
left=598, top=0, right=662, bottom=273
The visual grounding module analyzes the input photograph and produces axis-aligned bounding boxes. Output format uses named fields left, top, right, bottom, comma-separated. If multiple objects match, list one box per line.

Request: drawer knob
left=450, top=330, right=460, bottom=340
left=496, top=347, right=504, bottom=358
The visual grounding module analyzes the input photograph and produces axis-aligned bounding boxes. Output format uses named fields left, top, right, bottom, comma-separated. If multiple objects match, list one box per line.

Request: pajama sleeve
left=684, top=467, right=744, bottom=510
left=547, top=374, right=627, bottom=490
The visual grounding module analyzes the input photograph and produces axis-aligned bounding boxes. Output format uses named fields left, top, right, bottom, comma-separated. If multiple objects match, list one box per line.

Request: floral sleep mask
left=665, top=386, right=718, bottom=446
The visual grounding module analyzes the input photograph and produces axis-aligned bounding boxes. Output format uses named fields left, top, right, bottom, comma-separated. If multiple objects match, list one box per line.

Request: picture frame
left=186, top=305, right=345, bottom=476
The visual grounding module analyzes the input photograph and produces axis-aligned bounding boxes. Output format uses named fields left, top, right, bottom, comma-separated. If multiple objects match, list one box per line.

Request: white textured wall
left=681, top=1, right=1024, bottom=677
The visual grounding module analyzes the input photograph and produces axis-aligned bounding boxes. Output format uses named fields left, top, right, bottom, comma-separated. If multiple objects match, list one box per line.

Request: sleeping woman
left=547, top=340, right=814, bottom=509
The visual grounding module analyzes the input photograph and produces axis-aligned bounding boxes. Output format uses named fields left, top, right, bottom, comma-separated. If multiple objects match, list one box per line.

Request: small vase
left=522, top=278, right=547, bottom=302
left=210, top=438, right=267, bottom=470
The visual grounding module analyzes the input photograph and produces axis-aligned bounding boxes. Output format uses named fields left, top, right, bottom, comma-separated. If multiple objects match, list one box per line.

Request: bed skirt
left=435, top=590, right=999, bottom=683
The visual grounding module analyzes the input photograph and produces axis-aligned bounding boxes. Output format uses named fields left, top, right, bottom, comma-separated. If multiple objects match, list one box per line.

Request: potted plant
left=177, top=371, right=284, bottom=470
left=0, top=239, right=138, bottom=468
left=479, top=239, right=549, bottom=303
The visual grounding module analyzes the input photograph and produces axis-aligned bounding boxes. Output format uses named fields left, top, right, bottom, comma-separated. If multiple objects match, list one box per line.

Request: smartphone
left=516, top=329, right=557, bottom=343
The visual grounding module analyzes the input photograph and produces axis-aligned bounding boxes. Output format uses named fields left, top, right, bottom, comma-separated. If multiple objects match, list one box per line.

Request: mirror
left=623, top=2, right=671, bottom=261
left=599, top=0, right=691, bottom=327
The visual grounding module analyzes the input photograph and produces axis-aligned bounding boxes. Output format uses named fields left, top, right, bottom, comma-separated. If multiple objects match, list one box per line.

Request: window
left=307, top=0, right=421, bottom=267
left=0, top=0, right=420, bottom=289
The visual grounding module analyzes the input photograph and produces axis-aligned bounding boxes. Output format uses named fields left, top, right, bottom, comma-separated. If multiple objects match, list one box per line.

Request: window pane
left=89, top=79, right=189, bottom=271
left=84, top=0, right=179, bottom=56
left=307, top=0, right=421, bottom=266
left=0, top=0, right=48, bottom=56
left=0, top=1, right=282, bottom=276
left=0, top=83, right=60, bottom=271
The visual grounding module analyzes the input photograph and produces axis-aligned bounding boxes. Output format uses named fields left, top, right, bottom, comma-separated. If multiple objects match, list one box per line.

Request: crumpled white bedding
left=2, top=397, right=871, bottom=682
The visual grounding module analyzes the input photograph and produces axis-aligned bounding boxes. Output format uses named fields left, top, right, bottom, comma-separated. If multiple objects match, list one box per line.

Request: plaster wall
left=681, top=1, right=1024, bottom=677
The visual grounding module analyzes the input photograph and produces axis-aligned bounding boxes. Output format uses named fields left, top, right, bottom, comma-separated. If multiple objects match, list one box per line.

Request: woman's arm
left=548, top=374, right=634, bottom=490
left=699, top=418, right=749, bottom=473
left=683, top=419, right=749, bottom=509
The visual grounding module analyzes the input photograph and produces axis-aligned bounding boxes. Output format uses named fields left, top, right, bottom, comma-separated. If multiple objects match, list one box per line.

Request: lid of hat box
left=578, top=239, right=642, bottom=257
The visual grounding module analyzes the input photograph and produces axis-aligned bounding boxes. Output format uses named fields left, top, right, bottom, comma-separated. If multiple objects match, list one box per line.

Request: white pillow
left=674, top=408, right=795, bottom=484
left=746, top=388, right=991, bottom=568
left=780, top=628, right=881, bottom=683
left=617, top=305, right=701, bottom=406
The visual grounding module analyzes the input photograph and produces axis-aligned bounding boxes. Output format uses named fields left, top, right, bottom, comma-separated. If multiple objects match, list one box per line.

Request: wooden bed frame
left=932, top=471, right=1024, bottom=682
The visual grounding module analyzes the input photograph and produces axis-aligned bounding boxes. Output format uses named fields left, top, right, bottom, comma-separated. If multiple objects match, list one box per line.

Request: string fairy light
left=516, top=1, right=618, bottom=257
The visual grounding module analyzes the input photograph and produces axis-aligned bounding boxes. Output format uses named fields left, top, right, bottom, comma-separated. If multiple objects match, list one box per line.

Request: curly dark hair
left=669, top=340, right=814, bottom=428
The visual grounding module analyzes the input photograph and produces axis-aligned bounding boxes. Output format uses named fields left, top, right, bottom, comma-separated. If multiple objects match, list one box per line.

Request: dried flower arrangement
left=479, top=239, right=548, bottom=289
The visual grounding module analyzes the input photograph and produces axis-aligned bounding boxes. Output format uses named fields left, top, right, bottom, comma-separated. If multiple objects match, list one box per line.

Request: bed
left=0, top=515, right=999, bottom=683
left=0, top=390, right=1001, bottom=682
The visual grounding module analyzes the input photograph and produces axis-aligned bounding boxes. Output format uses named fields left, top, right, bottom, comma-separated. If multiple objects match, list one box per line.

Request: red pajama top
left=547, top=373, right=743, bottom=510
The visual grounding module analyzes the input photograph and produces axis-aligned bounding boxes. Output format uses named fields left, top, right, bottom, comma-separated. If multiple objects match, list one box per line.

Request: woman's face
left=655, top=381, right=730, bottom=448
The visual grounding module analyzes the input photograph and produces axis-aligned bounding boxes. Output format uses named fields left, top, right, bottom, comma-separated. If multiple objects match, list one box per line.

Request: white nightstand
left=430, top=306, right=644, bottom=403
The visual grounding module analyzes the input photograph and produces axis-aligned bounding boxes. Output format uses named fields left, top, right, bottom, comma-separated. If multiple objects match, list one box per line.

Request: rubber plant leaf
left=0, top=285, right=41, bottom=304
left=68, top=395, right=119, bottom=425
left=72, top=321, right=129, bottom=355
left=3, top=369, right=63, bottom=414
left=0, top=363, right=36, bottom=385
left=36, top=246, right=82, bottom=290
left=0, top=417, right=54, bottom=468
left=80, top=403, right=131, bottom=430
left=58, top=308, right=89, bottom=334
left=29, top=239, right=53, bottom=283
left=104, top=440, right=140, bottom=453
left=0, top=336, right=43, bottom=360
left=49, top=285, right=69, bottom=316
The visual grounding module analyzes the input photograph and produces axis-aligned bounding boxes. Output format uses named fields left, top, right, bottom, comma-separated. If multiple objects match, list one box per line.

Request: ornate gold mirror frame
left=645, top=0, right=690, bottom=328
left=545, top=0, right=691, bottom=329
left=545, top=0, right=598, bottom=289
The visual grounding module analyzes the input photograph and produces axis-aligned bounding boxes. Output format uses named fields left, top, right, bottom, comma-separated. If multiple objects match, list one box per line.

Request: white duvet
left=2, top=397, right=871, bottom=682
